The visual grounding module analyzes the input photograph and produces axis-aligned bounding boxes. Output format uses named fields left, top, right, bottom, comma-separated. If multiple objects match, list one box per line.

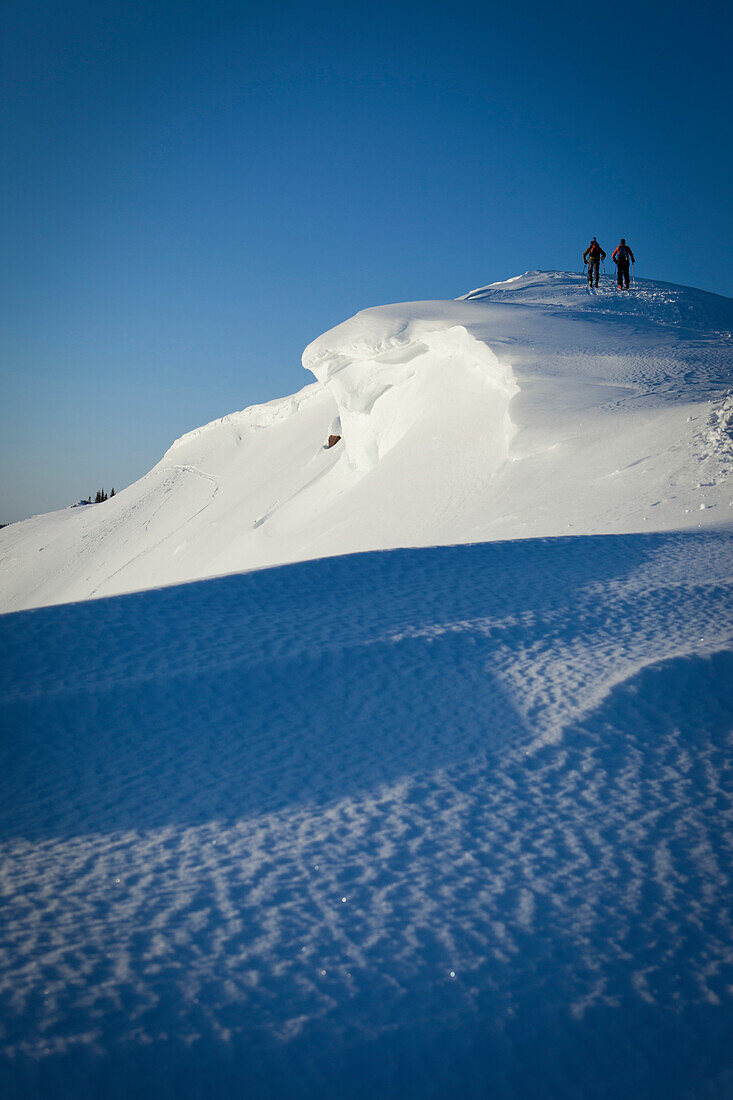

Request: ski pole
left=632, top=261, right=635, bottom=289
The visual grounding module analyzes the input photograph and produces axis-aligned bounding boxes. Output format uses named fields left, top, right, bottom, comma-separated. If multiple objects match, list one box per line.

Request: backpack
left=589, top=241, right=600, bottom=257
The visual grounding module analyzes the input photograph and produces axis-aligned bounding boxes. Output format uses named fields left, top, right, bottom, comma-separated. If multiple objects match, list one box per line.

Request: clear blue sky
left=2, top=0, right=731, bottom=523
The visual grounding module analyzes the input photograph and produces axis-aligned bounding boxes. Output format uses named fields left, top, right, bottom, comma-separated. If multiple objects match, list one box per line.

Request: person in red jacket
left=583, top=238, right=606, bottom=286
left=612, top=239, right=635, bottom=289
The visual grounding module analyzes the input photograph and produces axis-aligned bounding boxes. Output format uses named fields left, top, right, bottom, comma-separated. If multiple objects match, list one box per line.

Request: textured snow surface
left=2, top=530, right=733, bottom=1098
left=1, top=271, right=732, bottom=611
left=1, top=272, right=733, bottom=1097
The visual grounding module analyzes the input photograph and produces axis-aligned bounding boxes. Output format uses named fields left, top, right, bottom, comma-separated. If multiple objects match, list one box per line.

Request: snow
left=303, top=317, right=518, bottom=471
left=1, top=271, right=731, bottom=612
left=1, top=271, right=732, bottom=1097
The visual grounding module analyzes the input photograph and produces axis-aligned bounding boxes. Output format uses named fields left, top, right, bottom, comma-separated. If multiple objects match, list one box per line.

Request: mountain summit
left=1, top=271, right=731, bottom=612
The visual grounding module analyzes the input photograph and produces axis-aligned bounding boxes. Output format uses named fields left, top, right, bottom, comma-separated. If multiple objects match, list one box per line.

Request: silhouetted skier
left=612, top=239, right=635, bottom=289
left=583, top=238, right=606, bottom=287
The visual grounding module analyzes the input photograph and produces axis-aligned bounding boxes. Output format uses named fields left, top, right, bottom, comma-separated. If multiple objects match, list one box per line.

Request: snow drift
left=1, top=271, right=731, bottom=612
left=303, top=318, right=518, bottom=471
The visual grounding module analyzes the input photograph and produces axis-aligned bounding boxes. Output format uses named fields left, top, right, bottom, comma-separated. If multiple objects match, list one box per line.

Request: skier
left=583, top=238, right=606, bottom=287
left=612, top=239, right=635, bottom=289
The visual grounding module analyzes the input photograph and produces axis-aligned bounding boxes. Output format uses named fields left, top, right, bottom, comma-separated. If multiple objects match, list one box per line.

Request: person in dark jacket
left=612, top=239, right=635, bottom=289
left=583, top=238, right=606, bottom=286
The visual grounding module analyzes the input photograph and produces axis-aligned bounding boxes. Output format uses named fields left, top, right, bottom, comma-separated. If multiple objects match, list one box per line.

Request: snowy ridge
left=461, top=269, right=733, bottom=335
left=162, top=381, right=323, bottom=460
left=1, top=270, right=732, bottom=614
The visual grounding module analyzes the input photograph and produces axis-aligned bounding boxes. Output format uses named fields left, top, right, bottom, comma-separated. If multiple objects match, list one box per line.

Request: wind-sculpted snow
left=302, top=320, right=518, bottom=471
left=1, top=530, right=732, bottom=1098
left=1, top=271, right=731, bottom=611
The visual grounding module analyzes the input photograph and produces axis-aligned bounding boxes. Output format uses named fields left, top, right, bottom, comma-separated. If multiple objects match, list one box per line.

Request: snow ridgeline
left=165, top=316, right=519, bottom=475
left=162, top=382, right=324, bottom=460
left=1, top=270, right=732, bottom=612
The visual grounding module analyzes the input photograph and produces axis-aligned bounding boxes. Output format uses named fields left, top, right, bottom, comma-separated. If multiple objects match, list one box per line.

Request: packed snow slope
left=1, top=271, right=732, bottom=611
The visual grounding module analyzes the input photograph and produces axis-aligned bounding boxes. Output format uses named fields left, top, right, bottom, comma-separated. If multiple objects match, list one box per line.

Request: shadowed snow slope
left=1, top=271, right=732, bottom=611
left=2, top=530, right=733, bottom=1099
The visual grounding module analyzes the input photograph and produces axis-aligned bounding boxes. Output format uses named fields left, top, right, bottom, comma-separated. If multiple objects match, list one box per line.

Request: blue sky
left=2, top=0, right=731, bottom=523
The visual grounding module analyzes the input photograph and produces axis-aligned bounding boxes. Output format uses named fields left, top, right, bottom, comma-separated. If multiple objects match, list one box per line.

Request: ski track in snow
left=85, top=465, right=222, bottom=598
left=1, top=529, right=733, bottom=1098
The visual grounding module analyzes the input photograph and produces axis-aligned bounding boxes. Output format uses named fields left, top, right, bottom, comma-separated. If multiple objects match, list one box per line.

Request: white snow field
left=1, top=272, right=733, bottom=1098
left=1, top=271, right=732, bottom=611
